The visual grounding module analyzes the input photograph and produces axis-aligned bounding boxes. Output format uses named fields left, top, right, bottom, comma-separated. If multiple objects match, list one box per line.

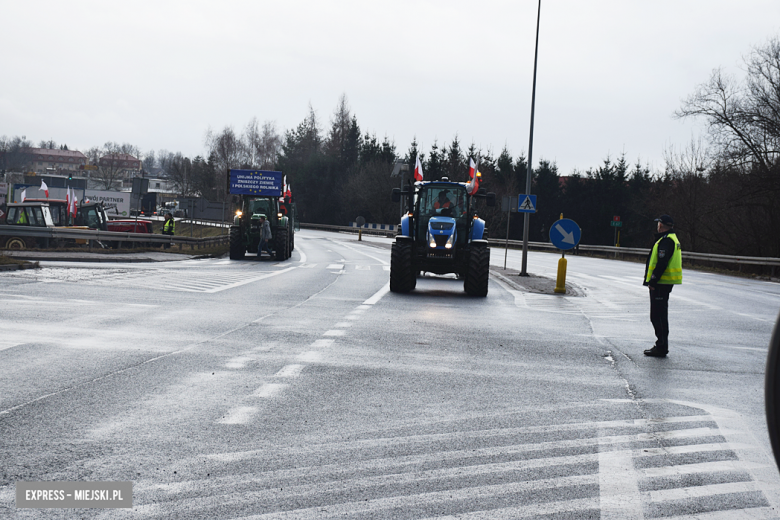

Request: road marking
left=323, top=330, right=345, bottom=336
left=641, top=460, right=770, bottom=478
left=345, top=315, right=360, bottom=320
left=355, top=265, right=371, bottom=270
left=224, top=357, right=253, bottom=369
left=253, top=383, right=286, bottom=398
left=364, top=283, right=390, bottom=305
left=297, top=351, right=322, bottom=362
left=383, top=265, right=390, bottom=271
left=296, top=244, right=307, bottom=264
left=311, top=339, right=334, bottom=348
left=0, top=342, right=23, bottom=352
left=333, top=322, right=352, bottom=328
left=300, top=263, right=317, bottom=268
left=326, top=264, right=344, bottom=270
left=217, top=406, right=258, bottom=424
left=646, top=480, right=775, bottom=502
left=274, top=364, right=304, bottom=378
left=598, top=435, right=642, bottom=519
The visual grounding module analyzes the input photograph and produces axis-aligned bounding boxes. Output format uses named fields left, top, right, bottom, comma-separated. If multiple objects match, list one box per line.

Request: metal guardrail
left=302, top=223, right=780, bottom=270
left=0, top=225, right=229, bottom=251
left=487, top=238, right=780, bottom=269
left=12, top=217, right=773, bottom=270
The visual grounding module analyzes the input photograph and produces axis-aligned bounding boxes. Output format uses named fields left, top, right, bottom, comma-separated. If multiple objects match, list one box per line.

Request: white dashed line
left=225, top=357, right=253, bottom=369
left=274, top=364, right=304, bottom=378
left=363, top=283, right=390, bottom=305
left=323, top=330, right=346, bottom=336
left=333, top=322, right=352, bottom=328
left=297, top=351, right=323, bottom=362
left=326, top=264, right=344, bottom=270
left=253, top=383, right=286, bottom=398
left=311, top=339, right=335, bottom=348
left=217, top=406, right=258, bottom=424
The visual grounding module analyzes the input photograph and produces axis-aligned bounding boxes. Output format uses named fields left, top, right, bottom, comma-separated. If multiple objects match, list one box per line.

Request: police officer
left=643, top=214, right=682, bottom=357
left=162, top=212, right=175, bottom=235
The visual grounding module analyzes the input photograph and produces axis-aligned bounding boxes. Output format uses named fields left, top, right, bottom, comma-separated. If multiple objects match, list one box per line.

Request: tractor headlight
left=428, top=231, right=436, bottom=248
left=277, top=213, right=283, bottom=219
left=445, top=232, right=455, bottom=249
left=236, top=210, right=243, bottom=217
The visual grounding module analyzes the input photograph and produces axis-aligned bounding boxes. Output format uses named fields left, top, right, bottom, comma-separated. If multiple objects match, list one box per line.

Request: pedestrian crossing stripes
left=118, top=402, right=778, bottom=519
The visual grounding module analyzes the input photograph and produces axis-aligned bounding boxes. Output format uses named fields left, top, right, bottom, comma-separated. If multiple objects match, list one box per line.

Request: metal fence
left=4, top=221, right=779, bottom=273
left=0, top=225, right=229, bottom=252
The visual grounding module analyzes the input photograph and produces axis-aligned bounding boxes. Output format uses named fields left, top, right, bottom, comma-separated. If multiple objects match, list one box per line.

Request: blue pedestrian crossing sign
left=518, top=194, right=537, bottom=213
left=550, top=218, right=581, bottom=250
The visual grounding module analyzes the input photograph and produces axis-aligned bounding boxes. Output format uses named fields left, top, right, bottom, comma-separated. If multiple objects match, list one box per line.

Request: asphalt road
left=1, top=229, right=779, bottom=519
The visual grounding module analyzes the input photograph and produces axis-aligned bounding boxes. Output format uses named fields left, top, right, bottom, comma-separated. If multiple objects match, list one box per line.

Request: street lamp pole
left=521, top=0, right=541, bottom=276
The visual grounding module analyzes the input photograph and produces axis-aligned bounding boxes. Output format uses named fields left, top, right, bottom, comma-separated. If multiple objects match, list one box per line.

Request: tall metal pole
left=520, top=0, right=541, bottom=276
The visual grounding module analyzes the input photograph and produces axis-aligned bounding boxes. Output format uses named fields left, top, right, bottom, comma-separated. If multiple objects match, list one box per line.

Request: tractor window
left=420, top=187, right=467, bottom=218
left=250, top=200, right=273, bottom=216
left=86, top=209, right=100, bottom=229
left=7, top=207, right=25, bottom=225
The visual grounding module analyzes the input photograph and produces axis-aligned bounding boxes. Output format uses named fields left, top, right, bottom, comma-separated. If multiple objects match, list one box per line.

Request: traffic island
left=0, top=255, right=39, bottom=271
left=490, top=267, right=585, bottom=296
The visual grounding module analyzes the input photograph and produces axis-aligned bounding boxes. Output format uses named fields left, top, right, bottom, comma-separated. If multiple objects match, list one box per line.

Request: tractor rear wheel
left=4, top=237, right=30, bottom=250
left=229, top=226, right=245, bottom=260
left=390, top=241, right=415, bottom=293
left=464, top=244, right=490, bottom=296
left=275, top=229, right=289, bottom=261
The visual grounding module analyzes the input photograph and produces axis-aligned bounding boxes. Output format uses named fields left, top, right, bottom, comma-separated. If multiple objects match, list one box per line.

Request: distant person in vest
left=643, top=214, right=682, bottom=357
left=162, top=213, right=175, bottom=235
left=162, top=212, right=175, bottom=248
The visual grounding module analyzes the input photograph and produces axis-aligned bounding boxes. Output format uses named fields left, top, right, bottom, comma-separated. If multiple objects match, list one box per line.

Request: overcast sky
left=2, top=0, right=779, bottom=176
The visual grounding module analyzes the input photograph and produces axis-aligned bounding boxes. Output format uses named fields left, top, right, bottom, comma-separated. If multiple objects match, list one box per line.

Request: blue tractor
left=390, top=178, right=496, bottom=296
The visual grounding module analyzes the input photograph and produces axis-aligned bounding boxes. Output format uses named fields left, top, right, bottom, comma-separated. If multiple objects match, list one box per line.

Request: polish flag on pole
left=39, top=180, right=49, bottom=198
left=414, top=156, right=424, bottom=181
left=66, top=187, right=70, bottom=208
left=465, top=157, right=481, bottom=195
left=70, top=190, right=77, bottom=218
left=21, top=189, right=27, bottom=202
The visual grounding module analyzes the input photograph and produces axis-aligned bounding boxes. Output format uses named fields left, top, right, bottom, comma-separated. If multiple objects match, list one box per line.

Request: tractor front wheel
left=390, top=241, right=415, bottom=293
left=275, top=229, right=289, bottom=261
left=229, top=226, right=245, bottom=260
left=464, top=244, right=490, bottom=296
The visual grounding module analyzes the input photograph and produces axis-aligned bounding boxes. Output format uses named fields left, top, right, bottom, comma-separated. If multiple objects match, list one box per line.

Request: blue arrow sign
left=550, top=218, right=581, bottom=250
left=518, top=194, right=537, bottom=213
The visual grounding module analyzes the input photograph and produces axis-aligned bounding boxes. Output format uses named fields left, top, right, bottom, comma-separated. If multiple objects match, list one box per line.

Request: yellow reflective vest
left=646, top=232, right=682, bottom=285
left=163, top=218, right=175, bottom=235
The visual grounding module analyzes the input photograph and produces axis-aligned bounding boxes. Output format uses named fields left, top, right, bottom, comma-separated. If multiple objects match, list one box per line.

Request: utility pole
left=521, top=0, right=541, bottom=276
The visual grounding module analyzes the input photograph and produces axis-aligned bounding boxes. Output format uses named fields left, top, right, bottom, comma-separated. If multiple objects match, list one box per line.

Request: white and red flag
left=465, top=157, right=481, bottom=195
left=285, top=183, right=292, bottom=200
left=39, top=180, right=49, bottom=198
left=66, top=187, right=70, bottom=208
left=20, top=189, right=27, bottom=202
left=414, top=156, right=424, bottom=182
left=70, top=190, right=77, bottom=218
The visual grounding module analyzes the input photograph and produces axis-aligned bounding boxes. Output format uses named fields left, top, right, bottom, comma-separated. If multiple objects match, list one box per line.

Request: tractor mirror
left=486, top=192, right=496, bottom=207
left=391, top=188, right=401, bottom=203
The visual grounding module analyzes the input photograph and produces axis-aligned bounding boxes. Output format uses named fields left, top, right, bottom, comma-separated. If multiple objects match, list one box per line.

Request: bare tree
left=258, top=121, right=282, bottom=169
left=143, top=150, right=156, bottom=172
left=676, top=36, right=780, bottom=176
left=205, top=126, right=242, bottom=201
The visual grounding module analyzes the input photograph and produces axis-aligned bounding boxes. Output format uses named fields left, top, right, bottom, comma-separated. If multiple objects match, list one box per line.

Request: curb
left=0, top=262, right=40, bottom=272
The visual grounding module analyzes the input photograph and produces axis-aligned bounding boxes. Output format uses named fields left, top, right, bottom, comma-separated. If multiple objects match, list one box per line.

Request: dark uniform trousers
left=650, top=284, right=673, bottom=350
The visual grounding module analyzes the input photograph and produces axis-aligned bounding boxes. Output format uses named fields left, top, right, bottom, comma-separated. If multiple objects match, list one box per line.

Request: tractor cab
left=5, top=203, right=55, bottom=227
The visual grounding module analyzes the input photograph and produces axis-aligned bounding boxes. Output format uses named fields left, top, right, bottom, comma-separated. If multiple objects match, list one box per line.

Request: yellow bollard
left=358, top=229, right=362, bottom=241
left=554, top=255, right=567, bottom=294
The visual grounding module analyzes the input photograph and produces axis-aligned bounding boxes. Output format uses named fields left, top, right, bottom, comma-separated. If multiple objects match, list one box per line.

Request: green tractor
left=227, top=169, right=295, bottom=261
